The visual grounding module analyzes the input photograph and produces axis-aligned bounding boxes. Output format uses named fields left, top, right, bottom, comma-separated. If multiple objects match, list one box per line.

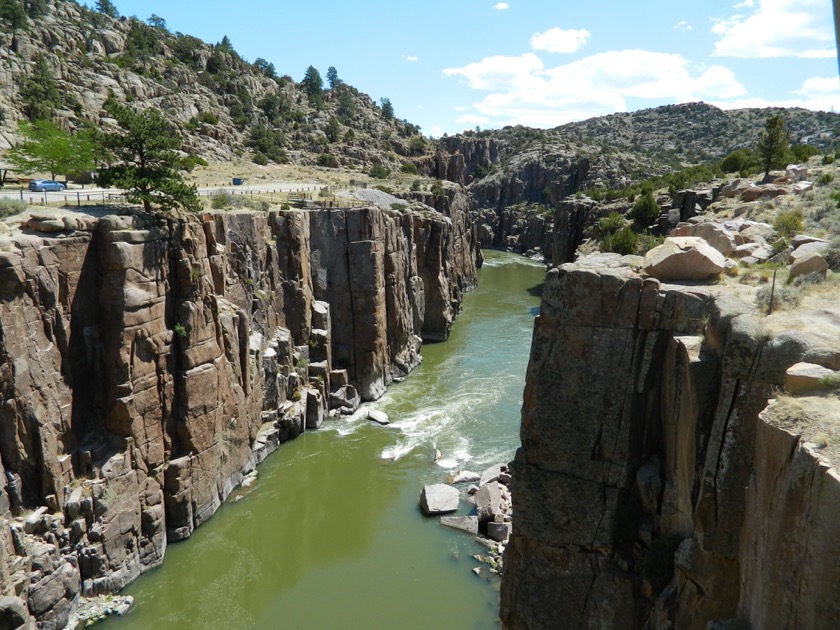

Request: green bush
left=628, top=192, right=660, bottom=226
left=818, top=173, right=834, bottom=185
left=410, top=179, right=422, bottom=192
left=720, top=148, right=760, bottom=175
left=772, top=208, right=804, bottom=239
left=390, top=202, right=408, bottom=212
left=400, top=161, right=418, bottom=174
left=823, top=154, right=835, bottom=165
left=252, top=152, right=268, bottom=165
left=600, top=227, right=638, bottom=255
left=317, top=154, right=338, bottom=168
left=431, top=179, right=445, bottom=197
left=823, top=237, right=840, bottom=271
left=597, top=211, right=626, bottom=237
left=369, top=163, right=390, bottom=179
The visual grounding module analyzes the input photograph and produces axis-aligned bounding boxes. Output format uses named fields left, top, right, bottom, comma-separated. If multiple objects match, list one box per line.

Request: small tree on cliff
left=98, top=102, right=200, bottom=213
left=756, top=114, right=792, bottom=178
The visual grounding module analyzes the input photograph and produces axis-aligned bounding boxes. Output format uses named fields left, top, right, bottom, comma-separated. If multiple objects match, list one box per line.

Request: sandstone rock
left=785, top=362, right=839, bottom=394
left=788, top=240, right=829, bottom=264
left=643, top=237, right=726, bottom=281
left=741, top=184, right=787, bottom=202
left=440, top=515, right=478, bottom=535
left=419, top=484, right=460, bottom=515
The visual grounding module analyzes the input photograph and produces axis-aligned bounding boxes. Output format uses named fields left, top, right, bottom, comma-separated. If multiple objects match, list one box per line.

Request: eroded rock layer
left=0, top=205, right=476, bottom=628
left=501, top=254, right=840, bottom=629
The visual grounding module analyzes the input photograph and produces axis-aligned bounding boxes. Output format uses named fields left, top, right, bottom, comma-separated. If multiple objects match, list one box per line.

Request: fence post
left=77, top=192, right=80, bottom=207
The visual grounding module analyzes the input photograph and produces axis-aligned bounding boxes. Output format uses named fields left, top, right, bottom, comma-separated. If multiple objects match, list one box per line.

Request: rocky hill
left=0, top=0, right=425, bottom=171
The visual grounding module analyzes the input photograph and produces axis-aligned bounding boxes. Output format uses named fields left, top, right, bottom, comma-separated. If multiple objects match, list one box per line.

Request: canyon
left=0, top=199, right=477, bottom=628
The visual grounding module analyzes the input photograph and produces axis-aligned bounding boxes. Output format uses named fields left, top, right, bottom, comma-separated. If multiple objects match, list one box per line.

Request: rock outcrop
left=0, top=204, right=477, bottom=626
left=501, top=254, right=840, bottom=629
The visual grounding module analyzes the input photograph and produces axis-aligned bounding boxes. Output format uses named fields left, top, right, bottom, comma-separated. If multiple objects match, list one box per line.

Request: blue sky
left=108, top=0, right=838, bottom=137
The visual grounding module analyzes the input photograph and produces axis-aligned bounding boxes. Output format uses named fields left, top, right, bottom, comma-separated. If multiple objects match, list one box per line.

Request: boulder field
left=500, top=253, right=840, bottom=629
left=0, top=204, right=477, bottom=627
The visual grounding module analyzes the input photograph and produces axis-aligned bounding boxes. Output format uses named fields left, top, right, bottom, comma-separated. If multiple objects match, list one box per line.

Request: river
left=110, top=250, right=545, bottom=629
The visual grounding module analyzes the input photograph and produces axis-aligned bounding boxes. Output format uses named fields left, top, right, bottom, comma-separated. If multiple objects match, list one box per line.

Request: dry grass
left=763, top=394, right=840, bottom=465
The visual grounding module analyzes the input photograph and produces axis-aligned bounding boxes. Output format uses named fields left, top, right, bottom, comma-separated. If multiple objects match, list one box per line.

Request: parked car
left=28, top=180, right=66, bottom=192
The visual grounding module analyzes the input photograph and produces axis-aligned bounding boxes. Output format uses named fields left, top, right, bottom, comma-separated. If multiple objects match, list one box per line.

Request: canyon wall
left=500, top=254, right=840, bottom=629
left=0, top=204, right=476, bottom=628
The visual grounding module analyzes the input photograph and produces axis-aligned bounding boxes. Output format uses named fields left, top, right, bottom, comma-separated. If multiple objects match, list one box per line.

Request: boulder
left=785, top=362, right=839, bottom=394
left=475, top=481, right=503, bottom=523
left=479, top=463, right=504, bottom=486
left=788, top=251, right=828, bottom=280
left=487, top=521, right=512, bottom=542
left=741, top=185, right=787, bottom=202
left=452, top=471, right=480, bottom=484
left=788, top=240, right=829, bottom=265
left=669, top=222, right=738, bottom=256
left=440, top=515, right=479, bottom=535
left=643, top=237, right=726, bottom=281
left=721, top=178, right=754, bottom=198
left=419, top=484, right=460, bottom=515
left=791, top=235, right=827, bottom=249
left=367, top=409, right=390, bottom=426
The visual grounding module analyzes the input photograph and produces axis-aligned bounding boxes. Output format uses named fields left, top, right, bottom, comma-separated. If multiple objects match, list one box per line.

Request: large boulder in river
left=420, top=484, right=460, bottom=515
left=643, top=237, right=726, bottom=282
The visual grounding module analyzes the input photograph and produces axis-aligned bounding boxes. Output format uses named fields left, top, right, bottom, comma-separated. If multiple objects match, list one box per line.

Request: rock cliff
left=0, top=204, right=476, bottom=627
left=500, top=254, right=840, bottom=629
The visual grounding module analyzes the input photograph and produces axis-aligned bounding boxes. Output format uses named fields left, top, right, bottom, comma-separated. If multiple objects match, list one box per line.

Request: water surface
left=112, top=250, right=545, bottom=629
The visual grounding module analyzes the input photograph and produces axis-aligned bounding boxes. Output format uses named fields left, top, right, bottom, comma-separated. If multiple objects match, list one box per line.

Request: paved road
left=0, top=181, right=327, bottom=204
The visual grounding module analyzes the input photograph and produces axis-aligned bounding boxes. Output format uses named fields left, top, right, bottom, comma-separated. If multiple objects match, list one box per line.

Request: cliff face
left=0, top=204, right=476, bottom=627
left=500, top=255, right=840, bottom=629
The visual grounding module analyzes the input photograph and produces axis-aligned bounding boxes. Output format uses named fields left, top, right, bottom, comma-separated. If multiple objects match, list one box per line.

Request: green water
left=111, top=251, right=545, bottom=630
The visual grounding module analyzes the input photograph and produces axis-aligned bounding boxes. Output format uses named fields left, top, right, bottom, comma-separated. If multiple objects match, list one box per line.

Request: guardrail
left=10, top=186, right=369, bottom=210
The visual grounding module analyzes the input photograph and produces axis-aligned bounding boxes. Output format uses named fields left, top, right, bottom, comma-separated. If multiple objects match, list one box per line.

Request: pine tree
left=756, top=114, right=792, bottom=178
left=0, top=0, right=28, bottom=30
left=326, top=66, right=339, bottom=90
left=95, top=0, right=119, bottom=18
left=19, top=55, right=62, bottom=121
left=301, top=66, right=323, bottom=107
left=380, top=98, right=394, bottom=120
left=99, top=102, right=200, bottom=213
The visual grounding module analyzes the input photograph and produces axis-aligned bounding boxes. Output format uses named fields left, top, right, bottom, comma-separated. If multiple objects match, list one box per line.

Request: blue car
left=28, top=180, right=66, bottom=192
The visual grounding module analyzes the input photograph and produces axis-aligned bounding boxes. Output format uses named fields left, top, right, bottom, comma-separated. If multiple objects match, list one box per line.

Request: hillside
left=0, top=0, right=424, bottom=172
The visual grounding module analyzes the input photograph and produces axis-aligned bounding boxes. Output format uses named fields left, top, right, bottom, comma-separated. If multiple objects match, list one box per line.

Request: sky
left=107, top=0, right=839, bottom=137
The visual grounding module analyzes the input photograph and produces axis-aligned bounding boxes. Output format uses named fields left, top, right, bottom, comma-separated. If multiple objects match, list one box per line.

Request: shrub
left=823, top=237, right=840, bottom=271
left=317, top=154, right=338, bottom=168
left=628, top=192, right=660, bottom=227
left=772, top=208, right=804, bottom=239
left=369, top=163, right=390, bottom=179
left=0, top=198, right=28, bottom=218
left=400, top=161, right=418, bottom=174
left=390, top=202, right=407, bottom=212
left=597, top=211, right=626, bottom=237
left=431, top=179, right=445, bottom=197
left=173, top=323, right=187, bottom=338
left=211, top=193, right=229, bottom=209
left=823, top=154, right=835, bottom=165
left=818, top=173, right=834, bottom=185
left=600, top=227, right=638, bottom=255
left=410, top=179, right=422, bottom=192
left=375, top=184, right=393, bottom=194
left=252, top=152, right=268, bottom=165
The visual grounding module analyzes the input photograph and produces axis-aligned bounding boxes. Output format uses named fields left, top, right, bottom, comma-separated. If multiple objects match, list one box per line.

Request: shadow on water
left=525, top=281, right=543, bottom=297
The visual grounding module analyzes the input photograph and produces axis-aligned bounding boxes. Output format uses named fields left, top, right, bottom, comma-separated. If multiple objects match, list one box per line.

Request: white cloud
left=713, top=76, right=840, bottom=113
left=712, top=0, right=835, bottom=58
left=674, top=20, right=693, bottom=31
left=443, top=50, right=748, bottom=128
left=493, top=2, right=509, bottom=9
left=530, top=27, right=590, bottom=54
left=402, top=55, right=419, bottom=62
